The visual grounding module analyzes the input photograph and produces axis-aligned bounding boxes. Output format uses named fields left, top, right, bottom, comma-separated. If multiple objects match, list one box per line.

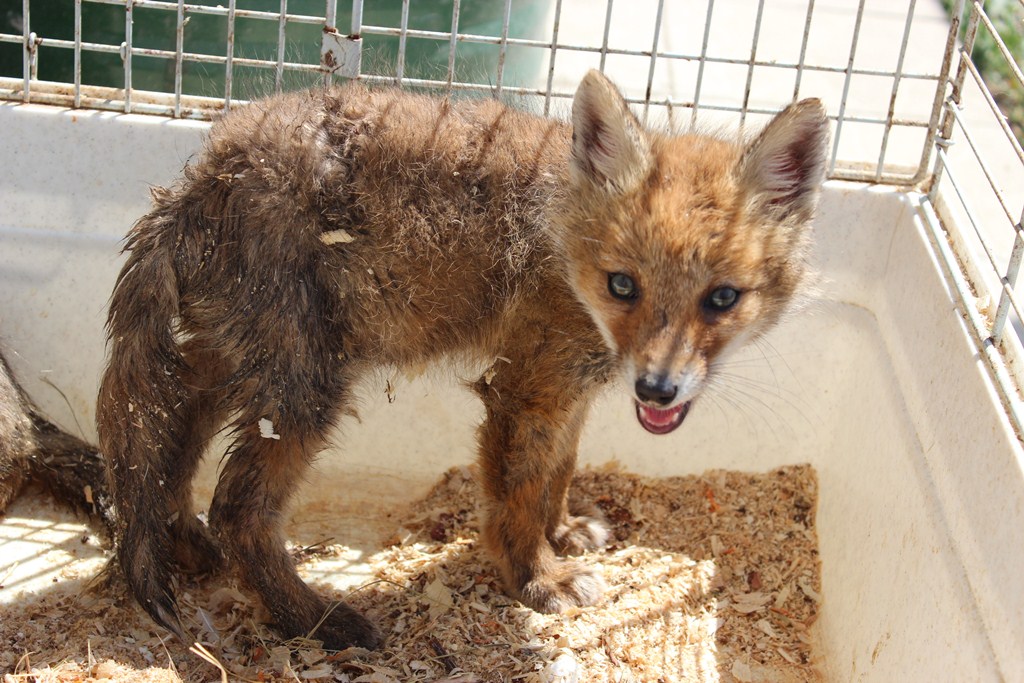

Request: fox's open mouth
left=635, top=400, right=691, bottom=435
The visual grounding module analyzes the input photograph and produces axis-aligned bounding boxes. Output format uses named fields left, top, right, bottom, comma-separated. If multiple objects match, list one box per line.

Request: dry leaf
left=424, top=577, right=454, bottom=619
left=300, top=663, right=333, bottom=679
left=207, top=586, right=248, bottom=613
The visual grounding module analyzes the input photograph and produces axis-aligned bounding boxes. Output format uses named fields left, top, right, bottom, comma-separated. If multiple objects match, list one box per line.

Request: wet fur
left=97, top=72, right=828, bottom=649
left=0, top=351, right=113, bottom=536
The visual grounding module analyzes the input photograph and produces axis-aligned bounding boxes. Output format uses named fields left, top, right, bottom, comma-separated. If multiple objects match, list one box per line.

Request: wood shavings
left=732, top=591, right=772, bottom=614
left=320, top=229, right=356, bottom=245
left=0, top=464, right=821, bottom=681
left=482, top=357, right=512, bottom=386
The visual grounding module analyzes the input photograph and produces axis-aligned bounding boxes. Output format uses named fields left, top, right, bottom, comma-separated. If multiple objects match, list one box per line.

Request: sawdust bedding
left=0, top=464, right=821, bottom=683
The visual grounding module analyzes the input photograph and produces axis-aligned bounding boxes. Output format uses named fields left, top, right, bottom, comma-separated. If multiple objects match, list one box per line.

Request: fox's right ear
left=570, top=70, right=653, bottom=194
left=739, top=98, right=830, bottom=222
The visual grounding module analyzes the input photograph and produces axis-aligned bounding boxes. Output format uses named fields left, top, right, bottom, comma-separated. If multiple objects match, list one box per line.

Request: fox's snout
left=630, top=347, right=708, bottom=409
left=629, top=361, right=704, bottom=435
left=631, top=370, right=695, bottom=435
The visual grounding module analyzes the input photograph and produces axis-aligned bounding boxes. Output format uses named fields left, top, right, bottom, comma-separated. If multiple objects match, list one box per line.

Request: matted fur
left=0, top=351, right=113, bottom=535
left=97, top=71, right=828, bottom=649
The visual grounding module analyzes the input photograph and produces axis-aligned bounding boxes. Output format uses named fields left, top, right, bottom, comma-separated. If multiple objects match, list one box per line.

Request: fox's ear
left=571, top=70, right=653, bottom=193
left=739, top=98, right=829, bottom=221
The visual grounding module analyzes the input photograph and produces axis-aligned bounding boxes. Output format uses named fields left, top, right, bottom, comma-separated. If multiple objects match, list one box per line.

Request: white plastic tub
left=1, top=102, right=1022, bottom=681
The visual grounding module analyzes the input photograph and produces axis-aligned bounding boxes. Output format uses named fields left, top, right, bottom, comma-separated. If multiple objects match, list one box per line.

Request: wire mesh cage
left=0, top=0, right=954, bottom=181
left=1, top=0, right=1022, bottom=436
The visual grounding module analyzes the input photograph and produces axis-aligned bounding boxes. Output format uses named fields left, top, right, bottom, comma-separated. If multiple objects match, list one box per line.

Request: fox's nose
left=635, top=375, right=678, bottom=406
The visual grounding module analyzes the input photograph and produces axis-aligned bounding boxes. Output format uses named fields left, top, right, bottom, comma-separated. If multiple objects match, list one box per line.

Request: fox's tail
left=97, top=187, right=204, bottom=639
left=0, top=353, right=114, bottom=538
left=97, top=187, right=192, bottom=521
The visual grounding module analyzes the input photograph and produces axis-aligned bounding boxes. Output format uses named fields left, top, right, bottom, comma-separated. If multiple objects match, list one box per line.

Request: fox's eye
left=608, top=273, right=638, bottom=300
left=704, top=286, right=741, bottom=312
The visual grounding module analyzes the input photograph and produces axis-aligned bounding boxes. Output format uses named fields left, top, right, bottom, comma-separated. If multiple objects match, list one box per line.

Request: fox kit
left=97, top=70, right=828, bottom=649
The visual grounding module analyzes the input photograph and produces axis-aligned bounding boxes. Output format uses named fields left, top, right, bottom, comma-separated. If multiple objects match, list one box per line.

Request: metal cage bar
left=994, top=221, right=1024, bottom=340
left=975, top=2, right=1024, bottom=90
left=345, top=23, right=941, bottom=83
left=543, top=0, right=563, bottom=116
left=792, top=0, right=814, bottom=101
left=740, top=0, right=766, bottom=130
left=123, top=0, right=133, bottom=113
left=224, top=0, right=236, bottom=110
left=494, top=0, right=512, bottom=97
left=598, top=0, right=613, bottom=73
left=82, top=0, right=323, bottom=23
left=829, top=0, right=865, bottom=176
left=20, top=0, right=29, bottom=103
left=690, top=0, right=715, bottom=129
left=446, top=0, right=461, bottom=90
left=276, top=0, right=288, bottom=92
left=395, top=0, right=409, bottom=85
left=174, top=0, right=184, bottom=116
left=0, top=28, right=946, bottom=85
left=927, top=0, right=975, bottom=195
left=641, top=0, right=665, bottom=123
left=875, top=0, right=917, bottom=182
left=73, top=0, right=82, bottom=108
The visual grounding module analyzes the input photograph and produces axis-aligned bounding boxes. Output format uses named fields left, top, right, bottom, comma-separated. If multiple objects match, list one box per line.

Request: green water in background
left=0, top=0, right=549, bottom=102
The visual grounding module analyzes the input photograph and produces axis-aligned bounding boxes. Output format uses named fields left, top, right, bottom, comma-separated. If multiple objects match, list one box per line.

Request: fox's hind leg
left=206, top=324, right=379, bottom=650
left=167, top=340, right=232, bottom=576
left=475, top=369, right=607, bottom=613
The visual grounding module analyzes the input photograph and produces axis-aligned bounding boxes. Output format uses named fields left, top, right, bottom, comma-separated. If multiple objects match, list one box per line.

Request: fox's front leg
left=538, top=405, right=610, bottom=557
left=475, top=381, right=608, bottom=613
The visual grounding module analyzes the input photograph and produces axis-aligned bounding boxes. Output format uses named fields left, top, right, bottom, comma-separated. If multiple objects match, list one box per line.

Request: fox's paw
left=303, top=601, right=382, bottom=651
left=549, top=511, right=610, bottom=556
left=172, top=516, right=224, bottom=576
left=120, top=539, right=188, bottom=640
left=518, top=561, right=606, bottom=613
left=133, top=573, right=188, bottom=641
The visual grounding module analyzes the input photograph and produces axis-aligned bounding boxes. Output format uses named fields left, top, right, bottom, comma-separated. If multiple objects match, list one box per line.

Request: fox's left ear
left=571, top=70, right=653, bottom=194
left=738, top=99, right=830, bottom=222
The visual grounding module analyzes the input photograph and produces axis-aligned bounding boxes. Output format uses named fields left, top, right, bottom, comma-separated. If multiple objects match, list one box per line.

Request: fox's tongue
left=635, top=401, right=691, bottom=435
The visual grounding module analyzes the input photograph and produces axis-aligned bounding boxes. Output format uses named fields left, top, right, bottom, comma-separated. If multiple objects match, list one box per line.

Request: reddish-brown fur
left=97, top=71, right=828, bottom=648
